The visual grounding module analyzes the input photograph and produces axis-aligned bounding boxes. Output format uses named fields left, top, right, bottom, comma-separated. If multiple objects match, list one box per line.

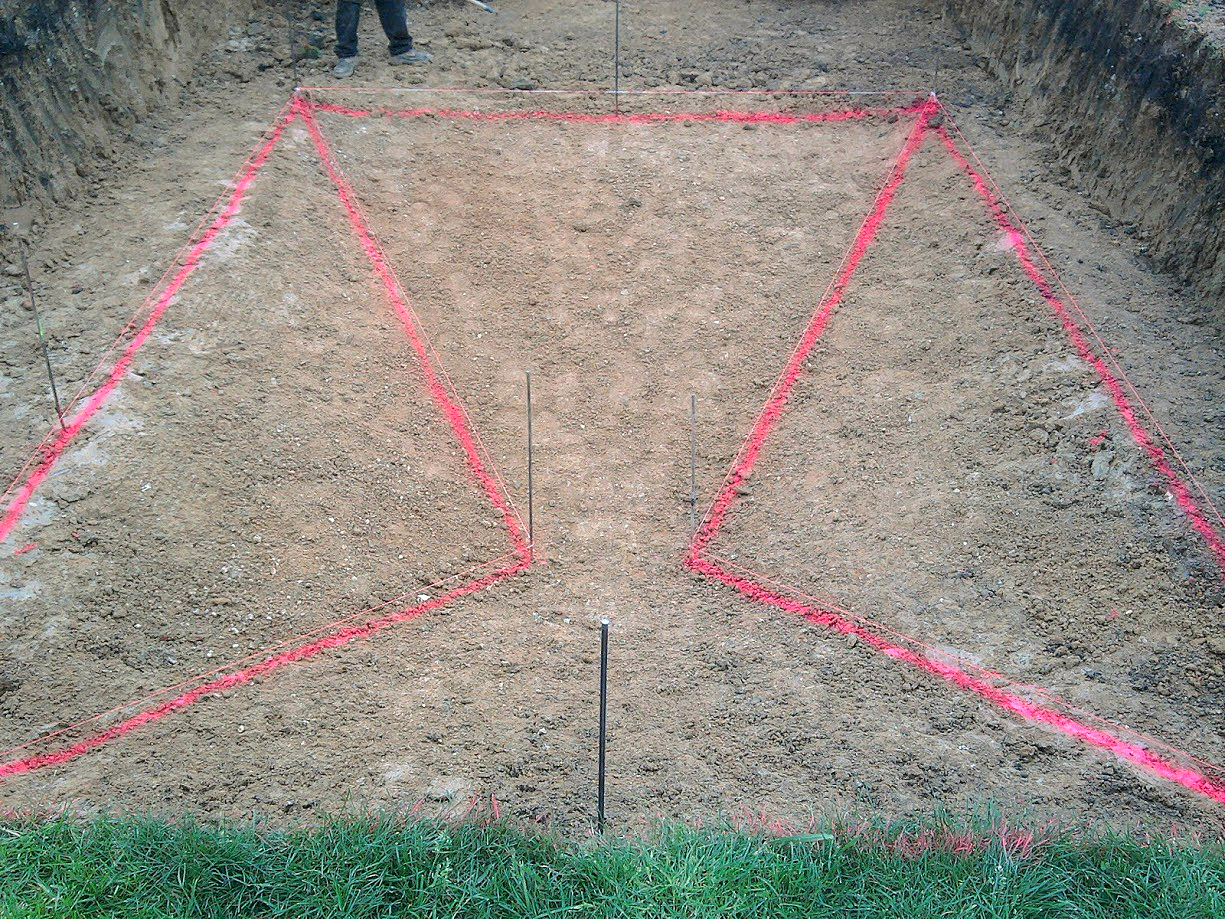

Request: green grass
left=0, top=814, right=1222, bottom=917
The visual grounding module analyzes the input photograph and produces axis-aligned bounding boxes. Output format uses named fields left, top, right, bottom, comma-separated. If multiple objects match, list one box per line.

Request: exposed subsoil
left=1, top=1, right=1224, bottom=835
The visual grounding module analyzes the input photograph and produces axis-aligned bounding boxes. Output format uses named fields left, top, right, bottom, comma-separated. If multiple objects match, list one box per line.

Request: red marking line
left=707, top=552, right=1224, bottom=778
left=13, top=544, right=35, bottom=556
left=1, top=105, right=297, bottom=516
left=687, top=101, right=1225, bottom=807
left=296, top=97, right=530, bottom=562
left=0, top=560, right=525, bottom=779
left=935, top=126, right=1225, bottom=578
left=690, top=101, right=935, bottom=557
left=0, top=552, right=518, bottom=765
left=310, top=102, right=927, bottom=125
left=0, top=111, right=295, bottom=546
left=688, top=555, right=1225, bottom=807
left=1, top=96, right=532, bottom=779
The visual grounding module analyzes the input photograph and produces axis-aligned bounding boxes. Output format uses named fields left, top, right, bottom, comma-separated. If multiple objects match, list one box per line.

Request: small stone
left=1091, top=451, right=1114, bottom=480
left=425, top=775, right=472, bottom=803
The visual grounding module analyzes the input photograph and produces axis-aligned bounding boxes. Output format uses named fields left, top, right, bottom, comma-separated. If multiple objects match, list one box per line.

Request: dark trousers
left=335, top=0, right=413, bottom=59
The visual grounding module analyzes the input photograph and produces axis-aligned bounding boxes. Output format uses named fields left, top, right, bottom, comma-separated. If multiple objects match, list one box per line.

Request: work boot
left=390, top=49, right=432, bottom=65
left=333, top=57, right=357, bottom=79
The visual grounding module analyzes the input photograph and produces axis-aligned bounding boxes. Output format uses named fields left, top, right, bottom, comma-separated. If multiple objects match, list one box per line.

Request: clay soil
left=1, top=1, right=1224, bottom=835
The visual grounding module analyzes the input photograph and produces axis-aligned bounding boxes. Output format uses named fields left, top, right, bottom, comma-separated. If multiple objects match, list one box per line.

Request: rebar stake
left=526, top=370, right=534, bottom=554
left=613, top=0, right=621, bottom=116
left=598, top=617, right=610, bottom=834
left=19, top=242, right=65, bottom=431
left=689, top=394, right=698, bottom=537
left=286, top=1, right=299, bottom=91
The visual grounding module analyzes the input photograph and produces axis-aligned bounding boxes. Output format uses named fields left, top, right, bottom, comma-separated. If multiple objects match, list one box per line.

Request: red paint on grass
left=688, top=555, right=1225, bottom=806
left=0, top=561, right=525, bottom=779
left=0, top=112, right=295, bottom=545
left=935, top=126, right=1225, bottom=578
left=310, top=102, right=927, bottom=125
left=296, top=97, right=530, bottom=563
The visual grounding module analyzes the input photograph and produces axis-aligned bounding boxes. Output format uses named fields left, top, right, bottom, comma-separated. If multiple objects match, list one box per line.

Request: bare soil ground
left=1, top=1, right=1224, bottom=834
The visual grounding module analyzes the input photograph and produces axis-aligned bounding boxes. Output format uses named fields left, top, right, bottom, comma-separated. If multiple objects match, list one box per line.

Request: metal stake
left=613, top=0, right=621, bottom=116
left=20, top=243, right=65, bottom=430
left=689, top=394, right=698, bottom=537
left=598, top=617, right=609, bottom=834
left=286, top=0, right=299, bottom=90
left=526, top=370, right=534, bottom=554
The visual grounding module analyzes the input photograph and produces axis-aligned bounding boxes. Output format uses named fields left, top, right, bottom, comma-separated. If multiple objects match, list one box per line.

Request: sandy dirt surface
left=1, top=1, right=1224, bottom=835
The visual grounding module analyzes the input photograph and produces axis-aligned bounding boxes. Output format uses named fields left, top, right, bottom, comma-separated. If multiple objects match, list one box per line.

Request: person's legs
left=335, top=0, right=361, bottom=60
left=374, top=0, right=413, bottom=56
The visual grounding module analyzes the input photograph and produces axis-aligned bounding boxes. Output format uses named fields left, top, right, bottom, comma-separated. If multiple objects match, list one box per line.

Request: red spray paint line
left=310, top=102, right=928, bottom=125
left=300, top=86, right=928, bottom=96
left=687, top=555, right=1225, bottom=806
left=1, top=103, right=297, bottom=516
left=295, top=98, right=530, bottom=562
left=0, top=111, right=295, bottom=546
left=711, top=551, right=1223, bottom=777
left=689, top=101, right=936, bottom=558
left=935, top=127, right=1225, bottom=578
left=0, top=552, right=520, bottom=765
left=0, top=560, right=525, bottom=779
left=679, top=104, right=1225, bottom=804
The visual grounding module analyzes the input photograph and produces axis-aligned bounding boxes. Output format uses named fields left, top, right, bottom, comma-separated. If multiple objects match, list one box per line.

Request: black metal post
left=20, top=243, right=65, bottom=430
left=689, top=394, right=698, bottom=536
left=286, top=0, right=299, bottom=89
left=526, top=370, right=534, bottom=554
left=597, top=617, right=609, bottom=834
left=613, top=0, right=621, bottom=116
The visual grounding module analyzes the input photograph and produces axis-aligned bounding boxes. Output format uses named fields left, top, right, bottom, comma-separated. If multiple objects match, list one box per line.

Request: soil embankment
left=944, top=0, right=1225, bottom=318
left=0, top=0, right=256, bottom=217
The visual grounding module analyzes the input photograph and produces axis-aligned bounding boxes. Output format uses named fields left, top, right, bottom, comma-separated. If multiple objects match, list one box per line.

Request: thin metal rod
left=286, top=0, right=299, bottom=89
left=689, top=394, right=697, bottom=537
left=597, top=617, right=609, bottom=834
left=613, top=0, right=621, bottom=116
left=526, top=370, right=534, bottom=554
left=20, top=243, right=65, bottom=430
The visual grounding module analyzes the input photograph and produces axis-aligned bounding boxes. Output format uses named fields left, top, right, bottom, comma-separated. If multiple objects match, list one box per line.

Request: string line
left=688, top=554, right=1225, bottom=806
left=933, top=124, right=1225, bottom=577
left=0, top=560, right=526, bottom=779
left=297, top=95, right=531, bottom=561
left=934, top=100, right=1225, bottom=538
left=0, top=108, right=296, bottom=546
left=706, top=553, right=1223, bottom=778
left=0, top=551, right=518, bottom=763
left=1, top=100, right=297, bottom=517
